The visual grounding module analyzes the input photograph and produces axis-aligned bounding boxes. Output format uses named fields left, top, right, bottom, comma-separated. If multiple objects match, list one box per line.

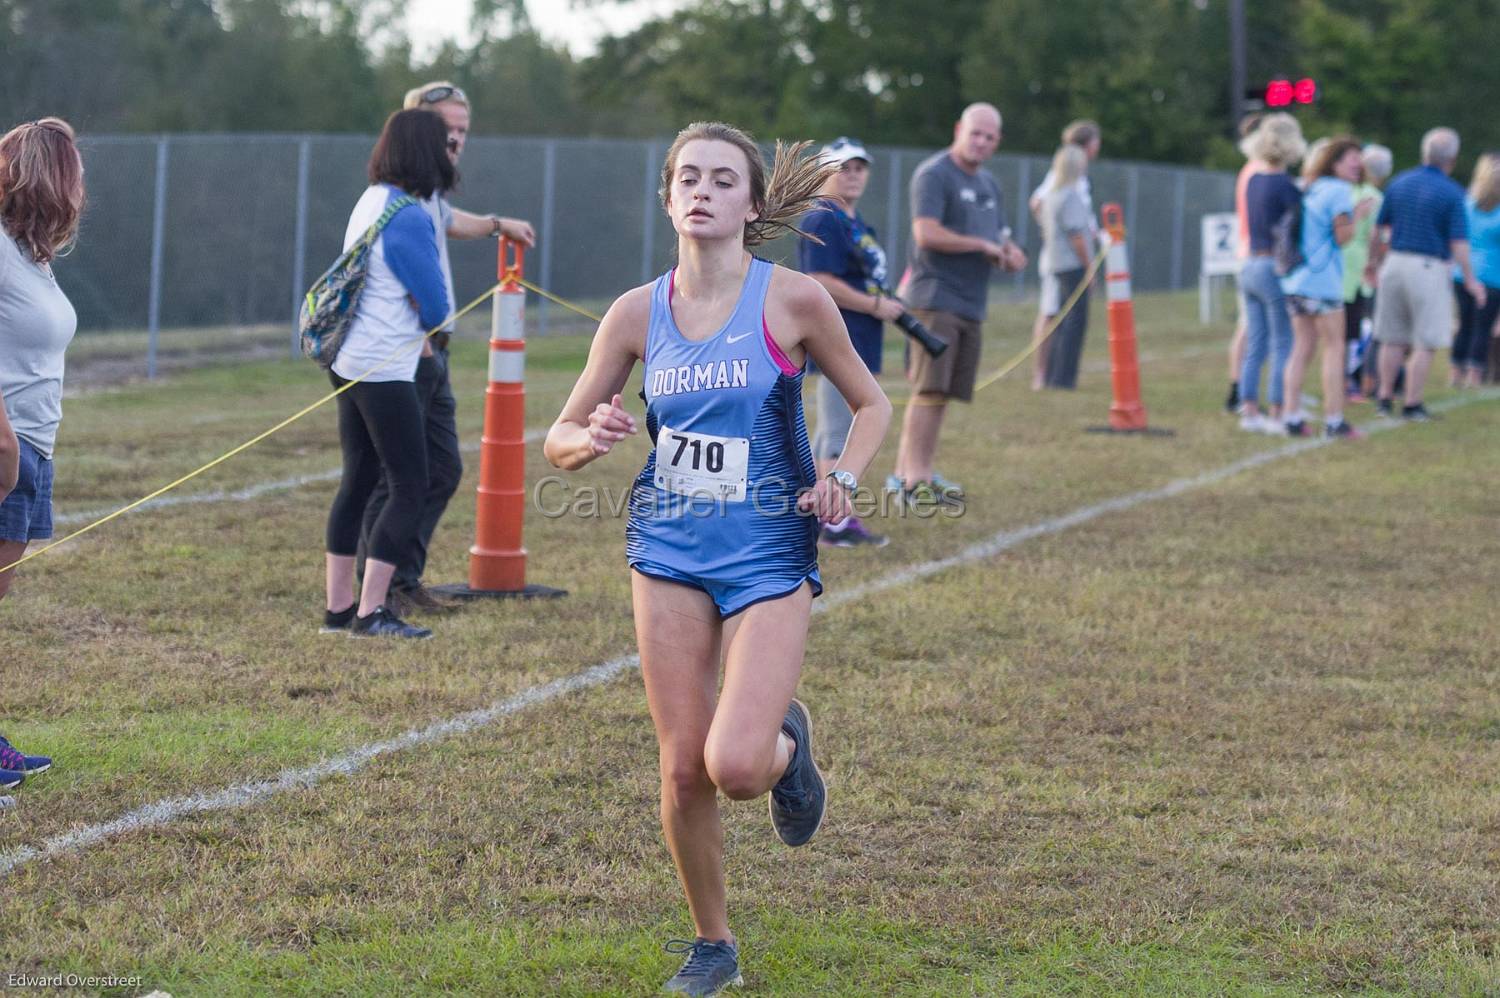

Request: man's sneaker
left=320, top=604, right=356, bottom=634
left=0, top=736, right=49, bottom=775
left=1376, top=398, right=1394, bottom=417
left=0, top=769, right=22, bottom=791
left=1283, top=418, right=1311, bottom=438
left=931, top=472, right=965, bottom=499
left=1225, top=381, right=1240, bottom=413
left=902, top=481, right=961, bottom=509
left=349, top=606, right=432, bottom=639
left=820, top=516, right=889, bottom=548
left=395, top=584, right=459, bottom=613
left=1402, top=403, right=1435, bottom=422
left=889, top=473, right=963, bottom=500
left=662, top=938, right=742, bottom=996
left=769, top=699, right=826, bottom=847
left=1324, top=419, right=1364, bottom=440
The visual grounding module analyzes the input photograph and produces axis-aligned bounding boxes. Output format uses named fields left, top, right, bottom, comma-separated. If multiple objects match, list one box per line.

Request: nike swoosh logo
left=724, top=331, right=754, bottom=344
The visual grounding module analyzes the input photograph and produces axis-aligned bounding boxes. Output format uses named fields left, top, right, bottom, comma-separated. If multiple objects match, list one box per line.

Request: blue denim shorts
left=0, top=437, right=55, bottom=542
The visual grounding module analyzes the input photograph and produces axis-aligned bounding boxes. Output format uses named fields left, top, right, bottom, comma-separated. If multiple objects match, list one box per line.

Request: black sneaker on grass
left=320, top=604, right=356, bottom=634
left=1376, top=397, right=1394, bottom=417
left=662, top=938, right=742, bottom=996
left=769, top=698, right=826, bottom=847
left=1324, top=419, right=1365, bottom=440
left=349, top=606, right=432, bottom=639
left=1402, top=403, right=1435, bottom=422
left=1224, top=381, right=1240, bottom=413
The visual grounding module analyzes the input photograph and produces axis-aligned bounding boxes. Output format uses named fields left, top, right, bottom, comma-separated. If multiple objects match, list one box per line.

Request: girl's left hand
left=798, top=477, right=853, bottom=525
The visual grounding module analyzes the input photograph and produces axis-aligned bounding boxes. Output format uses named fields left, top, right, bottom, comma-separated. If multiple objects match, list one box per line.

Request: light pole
left=1229, top=0, right=1246, bottom=134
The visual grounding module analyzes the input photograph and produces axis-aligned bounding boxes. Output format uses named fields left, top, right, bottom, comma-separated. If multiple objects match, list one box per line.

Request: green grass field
left=2, top=290, right=1498, bottom=996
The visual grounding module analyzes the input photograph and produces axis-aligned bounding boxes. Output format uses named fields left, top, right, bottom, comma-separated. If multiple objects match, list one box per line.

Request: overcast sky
left=404, top=0, right=683, bottom=57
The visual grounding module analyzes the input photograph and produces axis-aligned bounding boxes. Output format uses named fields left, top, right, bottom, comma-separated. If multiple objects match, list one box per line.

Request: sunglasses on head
left=421, top=85, right=467, bottom=106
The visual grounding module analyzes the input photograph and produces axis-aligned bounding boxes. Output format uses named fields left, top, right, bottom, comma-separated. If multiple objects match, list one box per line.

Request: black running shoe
left=662, top=937, right=742, bottom=995
left=349, top=606, right=432, bottom=639
left=1376, top=397, right=1394, bottom=417
left=1224, top=381, right=1240, bottom=413
left=1401, top=403, right=1435, bottom=422
left=320, top=604, right=357, bottom=634
left=1324, top=419, right=1365, bottom=440
left=769, top=699, right=826, bottom=847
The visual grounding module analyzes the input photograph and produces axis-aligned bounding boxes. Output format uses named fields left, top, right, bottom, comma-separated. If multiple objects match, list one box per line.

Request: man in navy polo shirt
left=1364, top=127, right=1484, bottom=421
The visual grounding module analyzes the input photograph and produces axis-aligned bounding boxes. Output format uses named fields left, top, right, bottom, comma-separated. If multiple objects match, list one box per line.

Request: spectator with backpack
left=355, top=83, right=536, bottom=617
left=1279, top=136, right=1371, bottom=439
left=319, top=109, right=452, bottom=639
left=1236, top=113, right=1305, bottom=434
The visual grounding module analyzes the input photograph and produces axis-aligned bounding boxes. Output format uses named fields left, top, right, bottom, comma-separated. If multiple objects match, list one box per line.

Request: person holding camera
left=797, top=137, right=900, bottom=547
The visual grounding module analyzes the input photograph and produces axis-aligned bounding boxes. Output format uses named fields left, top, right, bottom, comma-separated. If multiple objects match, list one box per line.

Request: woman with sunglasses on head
left=0, top=118, right=80, bottom=791
left=320, top=109, right=451, bottom=639
left=545, top=122, right=891, bottom=996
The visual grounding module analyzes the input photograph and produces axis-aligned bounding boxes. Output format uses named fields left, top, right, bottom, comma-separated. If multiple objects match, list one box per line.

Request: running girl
left=544, top=122, right=891, bottom=996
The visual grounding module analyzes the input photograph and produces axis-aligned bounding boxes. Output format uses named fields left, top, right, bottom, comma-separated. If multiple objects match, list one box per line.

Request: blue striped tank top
left=625, top=257, right=819, bottom=589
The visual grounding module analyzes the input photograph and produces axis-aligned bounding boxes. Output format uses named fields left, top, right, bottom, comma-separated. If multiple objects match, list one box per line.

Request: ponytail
left=746, top=140, right=835, bottom=247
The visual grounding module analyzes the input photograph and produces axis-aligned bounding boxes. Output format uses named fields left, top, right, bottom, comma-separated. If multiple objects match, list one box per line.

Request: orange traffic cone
left=434, top=237, right=565, bottom=600
left=1087, top=204, right=1171, bottom=436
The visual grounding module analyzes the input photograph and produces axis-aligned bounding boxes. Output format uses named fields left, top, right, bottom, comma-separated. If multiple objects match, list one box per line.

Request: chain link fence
left=59, top=134, right=1235, bottom=374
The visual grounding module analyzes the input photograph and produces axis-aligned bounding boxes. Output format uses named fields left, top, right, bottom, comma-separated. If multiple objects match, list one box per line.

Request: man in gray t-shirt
left=893, top=102, right=1025, bottom=505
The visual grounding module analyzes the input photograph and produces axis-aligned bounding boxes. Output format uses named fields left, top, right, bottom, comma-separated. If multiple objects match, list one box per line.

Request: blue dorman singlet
left=625, top=257, right=819, bottom=582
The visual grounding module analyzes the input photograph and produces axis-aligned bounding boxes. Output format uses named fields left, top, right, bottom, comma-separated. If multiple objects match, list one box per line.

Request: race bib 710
left=654, top=425, right=750, bottom=502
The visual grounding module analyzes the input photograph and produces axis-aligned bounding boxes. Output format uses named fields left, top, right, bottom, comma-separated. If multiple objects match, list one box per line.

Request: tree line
left=3, top=0, right=1494, bottom=169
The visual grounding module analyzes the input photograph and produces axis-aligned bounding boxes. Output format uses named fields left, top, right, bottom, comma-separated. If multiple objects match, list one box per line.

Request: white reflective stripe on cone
left=1106, top=275, right=1133, bottom=302
left=488, top=347, right=525, bottom=383
left=494, top=293, right=525, bottom=342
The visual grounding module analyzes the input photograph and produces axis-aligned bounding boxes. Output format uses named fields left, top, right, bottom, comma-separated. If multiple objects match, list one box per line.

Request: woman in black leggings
left=322, top=110, right=454, bottom=638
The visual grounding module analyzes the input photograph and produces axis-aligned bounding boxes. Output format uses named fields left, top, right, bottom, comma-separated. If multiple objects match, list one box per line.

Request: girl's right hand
left=586, top=393, right=637, bottom=456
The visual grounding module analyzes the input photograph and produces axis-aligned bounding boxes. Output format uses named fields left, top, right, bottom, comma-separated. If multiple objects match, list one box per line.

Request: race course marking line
left=4, top=391, right=1492, bottom=878
left=53, top=345, right=1217, bottom=527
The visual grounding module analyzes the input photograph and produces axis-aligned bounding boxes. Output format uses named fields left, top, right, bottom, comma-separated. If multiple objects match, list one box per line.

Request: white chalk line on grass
left=54, top=344, right=1223, bottom=528
left=7, top=389, right=1492, bottom=879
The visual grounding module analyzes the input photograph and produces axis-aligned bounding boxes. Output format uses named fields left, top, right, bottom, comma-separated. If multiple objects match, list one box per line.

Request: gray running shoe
left=769, top=698, right=826, bottom=847
left=662, top=938, right=742, bottom=995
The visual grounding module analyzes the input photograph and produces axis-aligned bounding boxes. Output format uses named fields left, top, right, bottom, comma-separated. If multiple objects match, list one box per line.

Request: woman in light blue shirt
left=1452, top=153, right=1500, bottom=388
left=1281, top=136, right=1367, bottom=438
left=0, top=117, right=81, bottom=790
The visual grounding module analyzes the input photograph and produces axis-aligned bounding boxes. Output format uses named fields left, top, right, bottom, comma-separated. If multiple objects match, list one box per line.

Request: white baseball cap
left=820, top=136, right=871, bottom=167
